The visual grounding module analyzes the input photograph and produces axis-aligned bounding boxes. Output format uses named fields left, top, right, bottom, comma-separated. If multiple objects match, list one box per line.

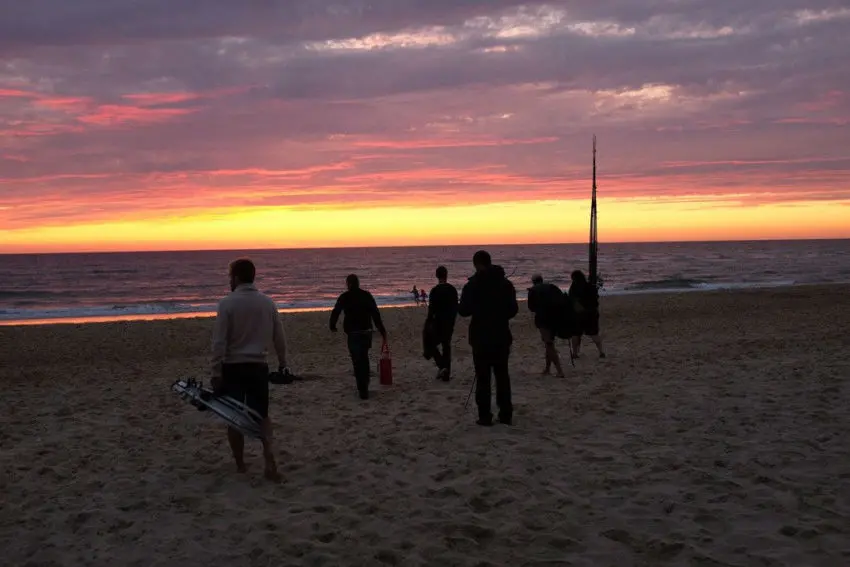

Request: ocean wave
left=0, top=293, right=420, bottom=323
left=91, top=268, right=139, bottom=275
left=625, top=277, right=708, bottom=291
left=608, top=279, right=798, bottom=295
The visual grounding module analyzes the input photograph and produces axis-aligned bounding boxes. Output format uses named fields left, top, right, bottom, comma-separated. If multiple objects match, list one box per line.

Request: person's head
left=346, top=273, right=360, bottom=290
left=436, top=265, right=448, bottom=282
left=571, top=270, right=587, bottom=284
left=531, top=274, right=543, bottom=285
left=229, top=258, right=256, bottom=291
left=472, top=250, right=492, bottom=273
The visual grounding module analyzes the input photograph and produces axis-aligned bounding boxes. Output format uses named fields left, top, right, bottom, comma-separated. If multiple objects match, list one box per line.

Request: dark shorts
left=539, top=327, right=555, bottom=344
left=578, top=312, right=600, bottom=336
left=221, top=362, right=270, bottom=418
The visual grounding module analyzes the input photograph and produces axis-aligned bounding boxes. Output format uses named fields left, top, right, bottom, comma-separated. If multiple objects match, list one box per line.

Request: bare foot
left=540, top=368, right=550, bottom=375
left=555, top=372, right=565, bottom=378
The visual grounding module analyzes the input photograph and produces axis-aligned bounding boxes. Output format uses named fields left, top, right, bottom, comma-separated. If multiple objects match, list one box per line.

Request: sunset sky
left=1, top=1, right=849, bottom=253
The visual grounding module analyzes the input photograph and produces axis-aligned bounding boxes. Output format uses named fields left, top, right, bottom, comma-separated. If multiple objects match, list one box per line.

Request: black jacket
left=330, top=288, right=387, bottom=336
left=527, top=282, right=563, bottom=329
left=427, top=282, right=458, bottom=331
left=457, top=265, right=518, bottom=348
left=569, top=280, right=599, bottom=315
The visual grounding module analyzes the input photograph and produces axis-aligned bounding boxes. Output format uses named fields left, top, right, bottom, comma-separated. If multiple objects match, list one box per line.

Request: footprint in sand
left=374, top=550, right=400, bottom=565
left=427, top=486, right=461, bottom=499
left=467, top=496, right=491, bottom=513
left=314, top=532, right=337, bottom=544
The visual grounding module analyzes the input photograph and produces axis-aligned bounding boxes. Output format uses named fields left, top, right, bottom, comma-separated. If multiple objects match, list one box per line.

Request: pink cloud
left=121, top=92, right=202, bottom=105
left=77, top=104, right=198, bottom=126
left=351, top=136, right=559, bottom=149
left=0, top=88, right=34, bottom=98
left=2, top=154, right=30, bottom=162
left=34, top=96, right=93, bottom=110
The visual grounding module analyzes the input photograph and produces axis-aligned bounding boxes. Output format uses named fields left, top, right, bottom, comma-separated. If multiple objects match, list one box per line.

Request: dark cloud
left=0, top=0, right=532, bottom=51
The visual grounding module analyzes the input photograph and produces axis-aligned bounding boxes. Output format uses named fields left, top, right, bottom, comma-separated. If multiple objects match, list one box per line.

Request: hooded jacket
left=457, top=265, right=518, bottom=348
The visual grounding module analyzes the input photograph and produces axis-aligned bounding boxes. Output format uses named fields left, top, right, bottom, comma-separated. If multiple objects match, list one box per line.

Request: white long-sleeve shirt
left=210, top=283, right=287, bottom=377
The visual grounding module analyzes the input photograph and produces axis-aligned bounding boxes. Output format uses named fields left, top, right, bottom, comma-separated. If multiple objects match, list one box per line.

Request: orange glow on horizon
left=1, top=197, right=848, bottom=254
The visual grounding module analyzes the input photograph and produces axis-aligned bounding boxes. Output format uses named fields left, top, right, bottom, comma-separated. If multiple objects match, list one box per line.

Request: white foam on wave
left=0, top=294, right=420, bottom=324
left=602, top=280, right=798, bottom=296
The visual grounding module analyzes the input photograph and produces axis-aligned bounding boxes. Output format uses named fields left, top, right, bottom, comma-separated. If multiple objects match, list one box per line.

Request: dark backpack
left=554, top=291, right=579, bottom=339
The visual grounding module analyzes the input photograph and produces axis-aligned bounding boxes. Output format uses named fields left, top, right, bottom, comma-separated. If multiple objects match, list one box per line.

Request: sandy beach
left=1, top=284, right=849, bottom=567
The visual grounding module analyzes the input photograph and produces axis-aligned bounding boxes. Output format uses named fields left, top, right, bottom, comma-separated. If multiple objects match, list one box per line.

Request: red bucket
left=379, top=340, right=393, bottom=386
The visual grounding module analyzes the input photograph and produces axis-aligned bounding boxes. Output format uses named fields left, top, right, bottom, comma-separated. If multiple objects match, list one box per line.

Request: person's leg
left=493, top=346, right=513, bottom=424
left=243, top=364, right=280, bottom=482
left=540, top=329, right=552, bottom=374
left=472, top=348, right=493, bottom=425
left=587, top=313, right=605, bottom=357
left=442, top=335, right=452, bottom=379
left=432, top=341, right=446, bottom=373
left=348, top=333, right=372, bottom=398
left=222, top=364, right=247, bottom=472
left=589, top=334, right=605, bottom=357
left=260, top=418, right=280, bottom=482
left=227, top=426, right=246, bottom=472
left=545, top=341, right=565, bottom=377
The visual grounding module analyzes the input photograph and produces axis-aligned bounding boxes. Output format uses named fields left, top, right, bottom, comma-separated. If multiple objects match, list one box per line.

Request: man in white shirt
left=211, top=258, right=288, bottom=483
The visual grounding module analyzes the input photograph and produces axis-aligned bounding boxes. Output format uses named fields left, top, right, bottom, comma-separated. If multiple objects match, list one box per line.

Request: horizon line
left=1, top=235, right=848, bottom=256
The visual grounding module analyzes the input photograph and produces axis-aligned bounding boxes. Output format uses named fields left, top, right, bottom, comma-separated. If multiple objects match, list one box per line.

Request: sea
left=1, top=239, right=849, bottom=325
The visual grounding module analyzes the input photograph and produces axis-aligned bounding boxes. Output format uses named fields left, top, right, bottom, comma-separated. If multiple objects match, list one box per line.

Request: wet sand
left=1, top=285, right=849, bottom=566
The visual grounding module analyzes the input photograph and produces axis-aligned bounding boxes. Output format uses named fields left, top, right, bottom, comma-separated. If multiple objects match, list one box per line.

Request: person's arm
left=457, top=281, right=474, bottom=317
left=369, top=293, right=387, bottom=339
left=527, top=287, right=537, bottom=312
left=505, top=281, right=519, bottom=320
left=210, top=300, right=229, bottom=383
left=329, top=293, right=343, bottom=331
left=450, top=287, right=459, bottom=318
left=271, top=304, right=288, bottom=369
left=426, top=287, right=437, bottom=320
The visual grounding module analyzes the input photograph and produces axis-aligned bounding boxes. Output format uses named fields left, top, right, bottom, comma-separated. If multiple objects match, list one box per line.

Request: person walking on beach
left=330, top=274, right=388, bottom=400
left=411, top=285, right=420, bottom=305
left=527, top=274, right=566, bottom=377
left=424, top=265, right=458, bottom=381
left=458, top=250, right=519, bottom=426
left=210, top=258, right=287, bottom=483
left=569, top=269, right=606, bottom=359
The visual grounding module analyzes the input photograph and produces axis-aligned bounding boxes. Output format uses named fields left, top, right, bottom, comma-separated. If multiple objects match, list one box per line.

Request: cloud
left=0, top=0, right=848, bottom=231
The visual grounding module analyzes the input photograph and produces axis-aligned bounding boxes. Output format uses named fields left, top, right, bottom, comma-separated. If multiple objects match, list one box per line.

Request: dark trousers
left=473, top=344, right=512, bottom=422
left=433, top=339, right=452, bottom=373
left=220, top=362, right=270, bottom=418
left=347, top=332, right=372, bottom=395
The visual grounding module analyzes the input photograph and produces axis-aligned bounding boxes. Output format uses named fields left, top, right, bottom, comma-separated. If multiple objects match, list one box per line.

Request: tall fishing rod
left=589, top=134, right=598, bottom=289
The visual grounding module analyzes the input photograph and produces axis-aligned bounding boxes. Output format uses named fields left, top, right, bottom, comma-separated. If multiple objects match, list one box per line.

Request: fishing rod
left=589, top=134, right=599, bottom=290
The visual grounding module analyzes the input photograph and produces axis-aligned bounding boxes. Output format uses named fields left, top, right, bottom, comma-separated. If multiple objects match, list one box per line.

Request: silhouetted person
left=412, top=285, right=420, bottom=305
left=569, top=270, right=605, bottom=359
left=424, top=265, right=458, bottom=381
left=419, top=288, right=428, bottom=305
left=330, top=274, right=387, bottom=399
left=458, top=250, right=518, bottom=426
left=210, top=258, right=287, bottom=483
left=528, top=274, right=566, bottom=377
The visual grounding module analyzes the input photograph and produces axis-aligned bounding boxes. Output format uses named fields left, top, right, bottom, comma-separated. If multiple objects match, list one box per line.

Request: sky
left=1, top=0, right=849, bottom=253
